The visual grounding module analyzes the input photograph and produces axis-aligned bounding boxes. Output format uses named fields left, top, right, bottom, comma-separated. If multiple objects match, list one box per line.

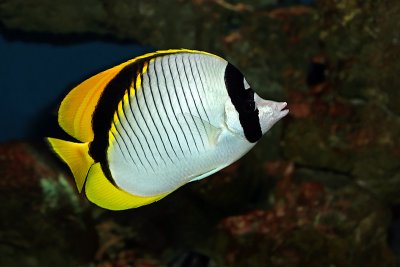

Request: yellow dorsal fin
left=58, top=49, right=220, bottom=143
left=58, top=60, right=136, bottom=142
left=47, top=138, right=94, bottom=192
left=85, top=163, right=169, bottom=210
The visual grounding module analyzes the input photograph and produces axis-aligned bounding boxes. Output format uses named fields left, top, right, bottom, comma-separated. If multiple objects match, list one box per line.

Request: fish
left=47, top=49, right=289, bottom=210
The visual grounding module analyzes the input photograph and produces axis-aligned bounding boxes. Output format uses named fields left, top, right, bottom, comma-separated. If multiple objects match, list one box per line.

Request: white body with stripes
left=108, top=53, right=240, bottom=196
left=47, top=49, right=289, bottom=210
left=107, top=52, right=288, bottom=197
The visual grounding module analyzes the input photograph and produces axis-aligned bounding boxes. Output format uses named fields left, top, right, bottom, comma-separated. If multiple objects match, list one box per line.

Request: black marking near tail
left=89, top=56, right=162, bottom=181
left=224, top=63, right=262, bottom=143
left=89, top=63, right=138, bottom=181
left=88, top=51, right=203, bottom=182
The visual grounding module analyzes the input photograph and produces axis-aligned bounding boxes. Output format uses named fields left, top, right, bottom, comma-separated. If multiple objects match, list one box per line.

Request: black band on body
left=89, top=53, right=174, bottom=181
left=224, top=63, right=262, bottom=143
left=89, top=62, right=140, bottom=180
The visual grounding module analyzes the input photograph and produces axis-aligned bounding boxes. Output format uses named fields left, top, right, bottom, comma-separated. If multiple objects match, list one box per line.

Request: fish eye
left=243, top=99, right=255, bottom=113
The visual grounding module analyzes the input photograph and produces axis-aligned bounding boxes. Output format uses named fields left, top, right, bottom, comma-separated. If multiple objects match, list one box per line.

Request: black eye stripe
left=243, top=98, right=255, bottom=112
left=224, top=63, right=262, bottom=143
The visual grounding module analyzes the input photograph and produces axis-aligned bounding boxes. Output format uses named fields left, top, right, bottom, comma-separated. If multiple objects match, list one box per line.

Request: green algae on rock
left=0, top=142, right=97, bottom=267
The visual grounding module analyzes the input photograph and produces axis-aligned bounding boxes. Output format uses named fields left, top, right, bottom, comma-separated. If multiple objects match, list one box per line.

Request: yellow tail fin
left=85, top=163, right=169, bottom=210
left=47, top=138, right=94, bottom=192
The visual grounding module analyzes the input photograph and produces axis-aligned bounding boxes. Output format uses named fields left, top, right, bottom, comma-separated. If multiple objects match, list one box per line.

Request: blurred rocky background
left=0, top=0, right=399, bottom=266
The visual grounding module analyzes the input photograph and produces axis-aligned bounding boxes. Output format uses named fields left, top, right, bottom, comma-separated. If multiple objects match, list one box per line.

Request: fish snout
left=257, top=98, right=289, bottom=118
left=276, top=101, right=289, bottom=119
left=256, top=98, right=289, bottom=134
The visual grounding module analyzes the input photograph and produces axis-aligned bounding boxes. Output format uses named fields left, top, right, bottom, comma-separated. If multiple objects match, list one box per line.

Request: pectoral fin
left=177, top=113, right=222, bottom=146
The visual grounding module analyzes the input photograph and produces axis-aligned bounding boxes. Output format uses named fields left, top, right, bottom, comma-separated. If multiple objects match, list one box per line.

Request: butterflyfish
left=47, top=49, right=289, bottom=210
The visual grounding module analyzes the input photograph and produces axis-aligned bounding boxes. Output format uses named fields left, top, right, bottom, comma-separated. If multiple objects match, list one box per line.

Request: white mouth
left=256, top=99, right=289, bottom=135
left=255, top=97, right=289, bottom=121
left=277, top=102, right=289, bottom=119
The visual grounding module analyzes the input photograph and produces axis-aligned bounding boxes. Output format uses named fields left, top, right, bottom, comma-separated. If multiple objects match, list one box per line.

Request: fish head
left=224, top=77, right=289, bottom=143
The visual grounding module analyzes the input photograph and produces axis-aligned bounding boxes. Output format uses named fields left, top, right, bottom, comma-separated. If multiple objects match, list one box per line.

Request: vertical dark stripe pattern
left=88, top=51, right=216, bottom=183
left=188, top=57, right=211, bottom=134
left=115, top=107, right=145, bottom=168
left=90, top=63, right=139, bottom=181
left=159, top=56, right=186, bottom=156
left=174, top=55, right=200, bottom=152
left=167, top=55, right=192, bottom=154
left=111, top=123, right=130, bottom=163
left=153, top=58, right=179, bottom=158
left=145, top=60, right=174, bottom=162
left=89, top=54, right=171, bottom=180
left=224, top=63, right=262, bottom=143
left=127, top=68, right=159, bottom=167
left=134, top=64, right=167, bottom=165
left=120, top=96, right=155, bottom=171
left=181, top=55, right=205, bottom=149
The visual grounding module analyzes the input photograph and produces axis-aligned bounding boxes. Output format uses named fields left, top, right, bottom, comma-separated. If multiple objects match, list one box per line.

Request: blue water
left=0, top=34, right=150, bottom=141
left=0, top=0, right=316, bottom=142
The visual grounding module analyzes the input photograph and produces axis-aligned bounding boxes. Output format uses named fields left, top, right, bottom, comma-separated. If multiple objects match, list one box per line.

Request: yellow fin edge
left=57, top=48, right=220, bottom=143
left=85, top=163, right=169, bottom=210
left=47, top=138, right=94, bottom=192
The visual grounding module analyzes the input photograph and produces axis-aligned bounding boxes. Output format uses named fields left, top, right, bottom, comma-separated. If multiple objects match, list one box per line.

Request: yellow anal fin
left=58, top=60, right=135, bottom=142
left=47, top=138, right=94, bottom=192
left=85, top=163, right=169, bottom=210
